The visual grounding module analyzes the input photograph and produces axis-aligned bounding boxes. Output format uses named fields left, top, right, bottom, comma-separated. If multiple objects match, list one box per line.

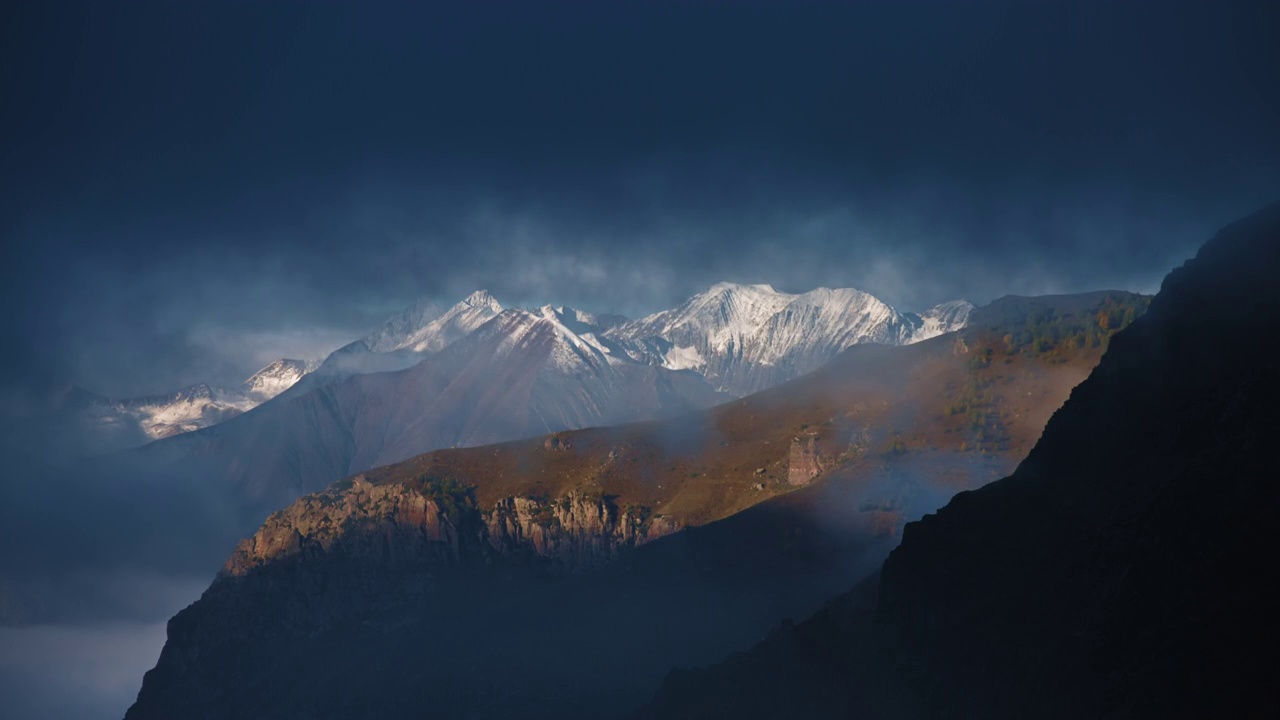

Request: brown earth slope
left=125, top=308, right=727, bottom=517
left=125, top=291, right=1148, bottom=720
left=641, top=203, right=1280, bottom=719
left=350, top=290, right=1146, bottom=529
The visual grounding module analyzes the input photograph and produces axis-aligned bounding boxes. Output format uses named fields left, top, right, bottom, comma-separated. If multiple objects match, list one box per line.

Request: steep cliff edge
left=642, top=202, right=1280, bottom=718
left=223, top=476, right=679, bottom=578
left=125, top=290, right=1148, bottom=720
left=128, top=480, right=678, bottom=720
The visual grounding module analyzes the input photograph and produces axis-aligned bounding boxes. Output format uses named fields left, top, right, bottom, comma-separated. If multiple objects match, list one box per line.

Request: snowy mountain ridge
left=66, top=358, right=322, bottom=447
left=339, top=282, right=970, bottom=395
left=362, top=290, right=503, bottom=353
left=241, top=358, right=321, bottom=401
left=603, top=282, right=973, bottom=395
left=63, top=282, right=970, bottom=452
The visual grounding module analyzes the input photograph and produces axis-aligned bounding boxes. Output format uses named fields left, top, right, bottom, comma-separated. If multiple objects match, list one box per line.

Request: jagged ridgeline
left=223, top=474, right=674, bottom=579
left=641, top=203, right=1280, bottom=719
left=126, top=291, right=1148, bottom=720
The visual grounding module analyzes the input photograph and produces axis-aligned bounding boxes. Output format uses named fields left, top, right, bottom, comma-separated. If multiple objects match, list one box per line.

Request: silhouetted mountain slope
left=124, top=290, right=1147, bottom=720
left=124, top=308, right=727, bottom=517
left=641, top=201, right=1280, bottom=719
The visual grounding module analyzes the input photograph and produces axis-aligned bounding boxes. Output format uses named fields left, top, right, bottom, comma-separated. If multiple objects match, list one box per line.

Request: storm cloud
left=0, top=3, right=1277, bottom=716
left=2, top=0, right=1277, bottom=396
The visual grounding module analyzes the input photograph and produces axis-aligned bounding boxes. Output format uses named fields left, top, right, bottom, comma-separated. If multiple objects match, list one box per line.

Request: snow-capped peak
left=65, top=356, right=323, bottom=450
left=913, top=300, right=975, bottom=341
left=63, top=280, right=974, bottom=453
left=609, top=282, right=797, bottom=355
left=361, top=297, right=446, bottom=353
left=362, top=290, right=503, bottom=354
left=603, top=281, right=973, bottom=395
left=461, top=289, right=499, bottom=307
left=466, top=307, right=616, bottom=376
left=241, top=358, right=321, bottom=401
left=705, top=281, right=781, bottom=295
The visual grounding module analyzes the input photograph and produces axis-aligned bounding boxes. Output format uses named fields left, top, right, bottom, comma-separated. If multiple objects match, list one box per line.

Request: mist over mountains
left=4, top=2, right=1277, bottom=718
left=52, top=282, right=971, bottom=460
left=641, top=203, right=1280, bottom=720
left=114, top=202, right=1280, bottom=720
left=56, top=359, right=319, bottom=454
left=121, top=286, right=1151, bottom=719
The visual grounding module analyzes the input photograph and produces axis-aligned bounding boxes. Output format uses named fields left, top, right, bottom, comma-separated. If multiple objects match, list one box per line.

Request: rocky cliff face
left=124, top=289, right=1149, bottom=720
left=786, top=433, right=826, bottom=486
left=483, top=493, right=679, bottom=571
left=127, top=479, right=681, bottom=720
left=223, top=477, right=680, bottom=578
left=641, top=201, right=1280, bottom=719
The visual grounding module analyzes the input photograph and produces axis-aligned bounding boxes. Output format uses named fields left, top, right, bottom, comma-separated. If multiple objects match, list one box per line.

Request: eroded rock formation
left=224, top=476, right=679, bottom=578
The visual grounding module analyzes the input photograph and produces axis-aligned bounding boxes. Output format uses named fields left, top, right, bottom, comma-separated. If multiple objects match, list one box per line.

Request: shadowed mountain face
left=641, top=201, right=1280, bottom=719
left=123, top=290, right=1148, bottom=720
left=129, top=308, right=727, bottom=518
left=66, top=282, right=971, bottom=516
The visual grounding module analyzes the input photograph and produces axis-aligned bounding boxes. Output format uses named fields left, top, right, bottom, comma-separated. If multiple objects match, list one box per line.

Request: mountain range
left=606, top=283, right=972, bottom=395
left=81, top=283, right=971, bottom=516
left=56, top=358, right=318, bottom=453
left=638, top=202, right=1280, bottom=718
left=59, top=284, right=968, bottom=458
left=301, top=283, right=970, bottom=398
left=124, top=286, right=1150, bottom=719
left=124, top=199, right=1280, bottom=718
left=140, top=302, right=727, bottom=513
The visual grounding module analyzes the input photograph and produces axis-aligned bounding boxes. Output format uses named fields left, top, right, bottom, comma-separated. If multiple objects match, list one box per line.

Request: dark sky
left=0, top=4, right=1277, bottom=716
left=2, top=0, right=1278, bottom=397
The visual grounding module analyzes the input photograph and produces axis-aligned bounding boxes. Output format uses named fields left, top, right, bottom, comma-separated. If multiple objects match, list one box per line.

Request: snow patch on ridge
left=364, top=290, right=503, bottom=354
left=663, top=345, right=706, bottom=371
left=605, top=282, right=972, bottom=396
left=70, top=356, right=322, bottom=446
left=63, top=283, right=972, bottom=452
left=913, top=300, right=976, bottom=341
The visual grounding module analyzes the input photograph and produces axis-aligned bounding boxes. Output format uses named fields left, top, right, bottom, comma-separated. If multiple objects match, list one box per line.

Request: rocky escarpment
left=129, top=478, right=680, bottom=720
left=641, top=202, right=1280, bottom=719
left=127, top=289, right=1150, bottom=720
left=224, top=476, right=678, bottom=578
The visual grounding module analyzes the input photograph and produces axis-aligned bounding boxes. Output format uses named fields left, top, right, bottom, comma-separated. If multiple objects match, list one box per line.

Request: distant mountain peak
left=460, top=289, right=500, bottom=307
left=706, top=281, right=783, bottom=295
left=913, top=299, right=975, bottom=341
left=606, top=282, right=972, bottom=395
left=472, top=306, right=615, bottom=376
left=241, top=358, right=320, bottom=401
left=60, top=282, right=973, bottom=452
left=363, top=289, right=504, bottom=354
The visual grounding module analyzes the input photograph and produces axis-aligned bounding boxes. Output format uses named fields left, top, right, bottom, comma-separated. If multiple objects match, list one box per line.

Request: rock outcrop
left=484, top=492, right=678, bottom=570
left=224, top=477, right=679, bottom=578
left=125, top=289, right=1151, bottom=720
left=786, top=433, right=826, bottom=485
left=641, top=201, right=1280, bottom=719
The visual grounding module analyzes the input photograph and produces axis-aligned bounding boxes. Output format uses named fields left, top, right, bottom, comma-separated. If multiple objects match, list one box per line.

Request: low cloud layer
left=0, top=621, right=170, bottom=720
left=3, top=183, right=1264, bottom=398
left=0, top=2, right=1277, bottom=715
left=3, top=1, right=1277, bottom=397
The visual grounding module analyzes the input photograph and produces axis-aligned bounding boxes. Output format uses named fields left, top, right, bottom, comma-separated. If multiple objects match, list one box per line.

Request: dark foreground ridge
left=642, top=201, right=1280, bottom=718
left=123, top=286, right=1147, bottom=718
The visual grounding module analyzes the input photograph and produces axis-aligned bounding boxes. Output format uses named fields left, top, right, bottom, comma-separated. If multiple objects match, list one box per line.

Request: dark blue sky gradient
left=2, top=0, right=1278, bottom=395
